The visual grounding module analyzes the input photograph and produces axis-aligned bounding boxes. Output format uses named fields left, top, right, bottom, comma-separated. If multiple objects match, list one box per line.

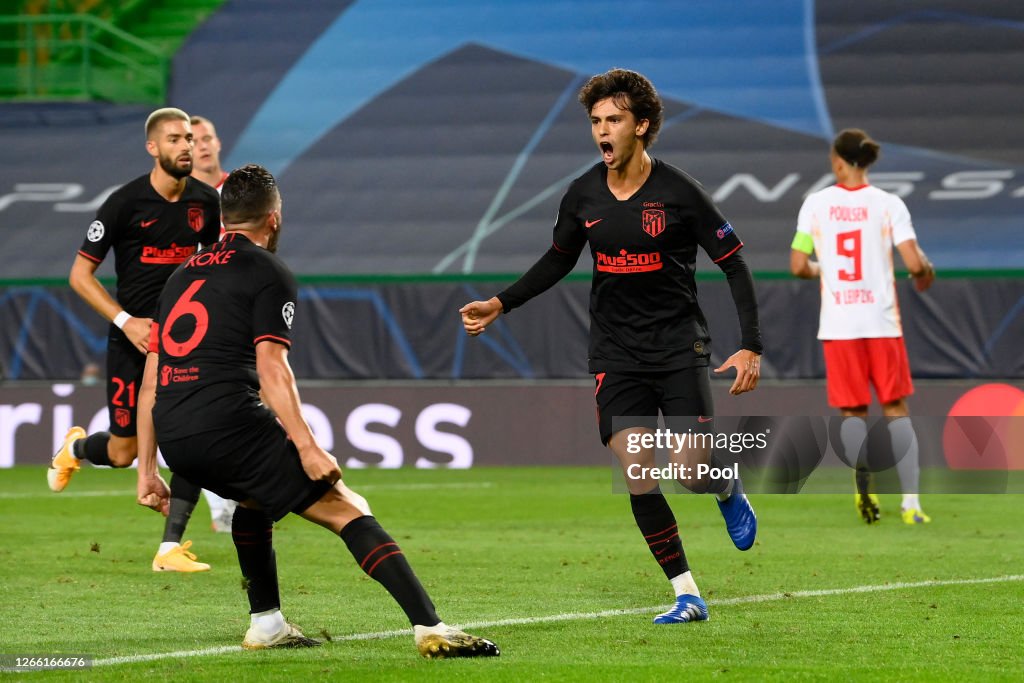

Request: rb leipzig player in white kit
left=790, top=128, right=935, bottom=525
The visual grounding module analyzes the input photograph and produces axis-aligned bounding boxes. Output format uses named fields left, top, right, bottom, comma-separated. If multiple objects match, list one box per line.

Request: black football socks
left=72, top=432, right=113, bottom=467
left=340, top=515, right=440, bottom=627
left=232, top=506, right=280, bottom=613
left=630, top=486, right=689, bottom=579
left=162, top=474, right=202, bottom=543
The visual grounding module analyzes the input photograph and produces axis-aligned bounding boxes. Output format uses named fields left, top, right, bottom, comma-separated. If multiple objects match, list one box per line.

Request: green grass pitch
left=1, top=465, right=1022, bottom=681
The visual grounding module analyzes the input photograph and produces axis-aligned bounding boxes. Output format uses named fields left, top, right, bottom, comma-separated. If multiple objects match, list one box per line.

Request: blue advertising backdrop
left=1, top=1, right=1022, bottom=379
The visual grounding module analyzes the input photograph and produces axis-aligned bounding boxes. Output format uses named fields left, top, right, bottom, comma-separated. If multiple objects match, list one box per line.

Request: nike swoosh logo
left=584, top=219, right=603, bottom=228
left=697, top=416, right=713, bottom=423
left=141, top=219, right=158, bottom=228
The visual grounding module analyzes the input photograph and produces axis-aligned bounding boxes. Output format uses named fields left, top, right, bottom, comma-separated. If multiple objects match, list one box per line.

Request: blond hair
left=145, top=107, right=190, bottom=139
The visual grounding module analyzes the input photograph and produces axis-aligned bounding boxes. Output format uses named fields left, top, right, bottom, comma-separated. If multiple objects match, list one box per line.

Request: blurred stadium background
left=2, top=2, right=1023, bottom=679
left=1, top=0, right=1022, bottom=471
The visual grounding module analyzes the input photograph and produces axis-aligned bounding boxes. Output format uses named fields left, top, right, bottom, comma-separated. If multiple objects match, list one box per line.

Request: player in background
left=790, top=128, right=935, bottom=525
left=188, top=114, right=235, bottom=532
left=460, top=69, right=760, bottom=625
left=189, top=116, right=229, bottom=191
left=49, top=108, right=221, bottom=571
left=135, top=164, right=499, bottom=657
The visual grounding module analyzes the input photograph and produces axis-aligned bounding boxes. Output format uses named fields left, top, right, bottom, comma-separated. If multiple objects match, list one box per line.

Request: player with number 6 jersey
left=137, top=164, right=499, bottom=657
left=152, top=231, right=296, bottom=441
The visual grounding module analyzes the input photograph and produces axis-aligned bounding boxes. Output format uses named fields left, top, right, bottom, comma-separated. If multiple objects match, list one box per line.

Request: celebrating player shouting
left=460, top=69, right=761, bottom=625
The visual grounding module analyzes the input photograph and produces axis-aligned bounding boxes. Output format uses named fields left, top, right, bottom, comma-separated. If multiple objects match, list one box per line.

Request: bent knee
left=107, top=438, right=138, bottom=467
left=338, top=484, right=372, bottom=517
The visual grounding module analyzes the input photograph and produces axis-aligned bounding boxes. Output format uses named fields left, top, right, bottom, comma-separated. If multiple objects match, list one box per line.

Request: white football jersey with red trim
left=795, top=184, right=916, bottom=339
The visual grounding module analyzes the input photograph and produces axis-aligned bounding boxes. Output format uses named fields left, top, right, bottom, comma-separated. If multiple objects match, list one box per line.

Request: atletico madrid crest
left=187, top=207, right=205, bottom=232
left=642, top=209, right=665, bottom=237
left=115, top=408, right=131, bottom=428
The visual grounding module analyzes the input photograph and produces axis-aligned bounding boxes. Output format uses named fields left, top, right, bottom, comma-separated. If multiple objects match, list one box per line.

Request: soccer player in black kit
left=49, top=107, right=220, bottom=572
left=134, top=164, right=499, bottom=657
left=461, top=69, right=761, bottom=624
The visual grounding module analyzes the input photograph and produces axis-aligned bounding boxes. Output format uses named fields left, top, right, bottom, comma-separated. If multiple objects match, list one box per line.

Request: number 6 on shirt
left=161, top=279, right=209, bottom=357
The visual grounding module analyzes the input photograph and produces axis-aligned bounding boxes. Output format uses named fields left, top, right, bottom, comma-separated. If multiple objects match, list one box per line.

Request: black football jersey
left=78, top=174, right=221, bottom=318
left=552, top=159, right=743, bottom=372
left=151, top=232, right=297, bottom=441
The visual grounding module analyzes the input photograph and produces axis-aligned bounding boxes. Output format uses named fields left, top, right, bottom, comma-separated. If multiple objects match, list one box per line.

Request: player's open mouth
left=600, top=141, right=613, bottom=162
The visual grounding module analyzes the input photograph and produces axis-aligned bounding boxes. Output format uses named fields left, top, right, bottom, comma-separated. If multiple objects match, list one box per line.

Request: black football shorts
left=105, top=328, right=146, bottom=438
left=158, top=416, right=331, bottom=521
left=594, top=365, right=715, bottom=446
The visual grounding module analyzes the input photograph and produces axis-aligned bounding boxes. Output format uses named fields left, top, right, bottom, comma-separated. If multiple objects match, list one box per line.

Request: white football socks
left=889, top=417, right=921, bottom=500
left=715, top=478, right=735, bottom=502
left=203, top=489, right=230, bottom=516
left=251, top=608, right=285, bottom=634
left=838, top=416, right=868, bottom=469
left=670, top=571, right=700, bottom=598
left=413, top=622, right=451, bottom=640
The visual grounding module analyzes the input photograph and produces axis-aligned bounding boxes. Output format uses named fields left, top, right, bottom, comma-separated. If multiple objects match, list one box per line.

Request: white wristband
left=112, top=311, right=132, bottom=330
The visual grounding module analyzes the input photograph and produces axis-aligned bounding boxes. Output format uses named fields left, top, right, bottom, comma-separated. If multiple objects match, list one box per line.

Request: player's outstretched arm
left=69, top=254, right=152, bottom=354
left=896, top=239, right=935, bottom=292
left=459, top=297, right=503, bottom=336
left=256, top=341, right=341, bottom=484
left=461, top=241, right=583, bottom=335
left=136, top=350, right=169, bottom=515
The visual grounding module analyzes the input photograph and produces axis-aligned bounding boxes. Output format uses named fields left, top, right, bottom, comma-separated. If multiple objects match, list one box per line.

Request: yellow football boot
left=152, top=540, right=211, bottom=572
left=901, top=508, right=932, bottom=524
left=47, top=426, right=86, bottom=492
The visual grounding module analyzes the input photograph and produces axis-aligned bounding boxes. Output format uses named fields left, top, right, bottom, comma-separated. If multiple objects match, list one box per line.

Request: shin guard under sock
left=162, top=474, right=201, bottom=543
left=73, top=432, right=113, bottom=467
left=630, top=487, right=688, bottom=579
left=232, top=506, right=280, bottom=613
left=340, top=515, right=439, bottom=627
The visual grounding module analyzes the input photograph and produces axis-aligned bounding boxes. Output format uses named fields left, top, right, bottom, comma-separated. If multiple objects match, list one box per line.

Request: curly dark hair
left=577, top=69, right=663, bottom=148
left=833, top=128, right=880, bottom=168
left=221, top=164, right=279, bottom=225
